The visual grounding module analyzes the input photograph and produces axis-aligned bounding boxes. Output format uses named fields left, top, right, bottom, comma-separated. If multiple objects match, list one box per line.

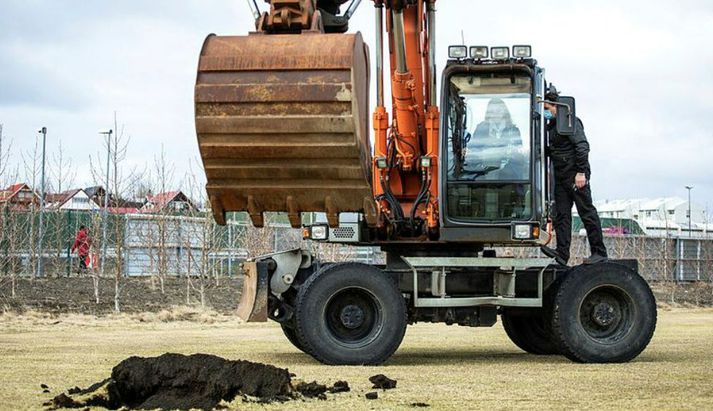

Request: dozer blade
left=195, top=32, right=374, bottom=228
left=236, top=261, right=269, bottom=322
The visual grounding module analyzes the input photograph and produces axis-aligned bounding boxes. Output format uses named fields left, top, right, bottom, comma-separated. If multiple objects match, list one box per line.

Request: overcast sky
left=0, top=0, right=711, bottom=210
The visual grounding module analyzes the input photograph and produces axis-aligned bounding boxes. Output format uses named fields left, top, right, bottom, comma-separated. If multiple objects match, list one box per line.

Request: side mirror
left=555, top=96, right=576, bottom=135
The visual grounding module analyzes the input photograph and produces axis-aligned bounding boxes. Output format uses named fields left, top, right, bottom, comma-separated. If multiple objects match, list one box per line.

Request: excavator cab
left=438, top=47, right=552, bottom=245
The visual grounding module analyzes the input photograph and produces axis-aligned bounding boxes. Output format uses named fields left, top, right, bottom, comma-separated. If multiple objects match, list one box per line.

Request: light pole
left=37, top=127, right=47, bottom=277
left=99, top=129, right=113, bottom=276
left=685, top=185, right=693, bottom=238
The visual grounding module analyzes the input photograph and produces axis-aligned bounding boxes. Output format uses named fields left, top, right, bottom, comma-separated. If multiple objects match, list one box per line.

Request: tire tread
left=293, top=262, right=407, bottom=365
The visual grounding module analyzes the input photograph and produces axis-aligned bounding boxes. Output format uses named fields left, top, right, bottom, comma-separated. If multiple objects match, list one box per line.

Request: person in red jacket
left=70, top=226, right=92, bottom=273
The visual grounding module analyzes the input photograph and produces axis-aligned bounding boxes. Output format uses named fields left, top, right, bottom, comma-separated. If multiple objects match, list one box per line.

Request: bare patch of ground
left=1, top=277, right=711, bottom=321
left=651, top=282, right=713, bottom=307
left=0, top=276, right=242, bottom=315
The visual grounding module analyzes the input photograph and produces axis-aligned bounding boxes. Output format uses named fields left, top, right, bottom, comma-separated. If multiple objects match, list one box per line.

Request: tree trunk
left=114, top=275, right=121, bottom=313
left=186, top=274, right=191, bottom=305
left=92, top=273, right=100, bottom=304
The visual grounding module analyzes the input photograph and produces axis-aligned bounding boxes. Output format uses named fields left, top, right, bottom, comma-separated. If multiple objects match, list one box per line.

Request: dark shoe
left=540, top=246, right=568, bottom=266
left=583, top=254, right=608, bottom=265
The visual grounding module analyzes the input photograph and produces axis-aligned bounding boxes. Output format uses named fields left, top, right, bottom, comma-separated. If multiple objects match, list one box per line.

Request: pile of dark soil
left=44, top=353, right=349, bottom=410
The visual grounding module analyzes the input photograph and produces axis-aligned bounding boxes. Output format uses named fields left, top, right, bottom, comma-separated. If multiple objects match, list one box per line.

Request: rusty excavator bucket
left=195, top=32, right=375, bottom=229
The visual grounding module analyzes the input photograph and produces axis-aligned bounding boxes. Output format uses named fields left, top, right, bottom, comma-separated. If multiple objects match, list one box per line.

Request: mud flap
left=236, top=261, right=270, bottom=322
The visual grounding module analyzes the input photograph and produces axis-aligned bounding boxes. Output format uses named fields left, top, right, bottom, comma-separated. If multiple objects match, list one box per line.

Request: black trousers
left=78, top=254, right=89, bottom=272
left=553, top=177, right=607, bottom=261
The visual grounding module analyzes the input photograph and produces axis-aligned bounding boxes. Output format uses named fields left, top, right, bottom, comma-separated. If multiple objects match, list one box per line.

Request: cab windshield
left=446, top=73, right=533, bottom=221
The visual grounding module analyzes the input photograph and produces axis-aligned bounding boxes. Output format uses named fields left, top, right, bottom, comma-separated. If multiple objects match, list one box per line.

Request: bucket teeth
left=195, top=33, right=373, bottom=227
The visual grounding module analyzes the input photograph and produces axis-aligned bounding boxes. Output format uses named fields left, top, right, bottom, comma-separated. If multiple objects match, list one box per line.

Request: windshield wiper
left=470, top=165, right=500, bottom=180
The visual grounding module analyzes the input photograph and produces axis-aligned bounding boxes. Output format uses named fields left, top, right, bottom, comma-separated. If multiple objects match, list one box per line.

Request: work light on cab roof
left=448, top=44, right=532, bottom=60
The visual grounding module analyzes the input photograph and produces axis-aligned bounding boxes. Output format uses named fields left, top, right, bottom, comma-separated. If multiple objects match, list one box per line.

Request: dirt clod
left=294, top=381, right=327, bottom=399
left=365, top=392, right=379, bottom=400
left=328, top=381, right=350, bottom=393
left=47, top=393, right=79, bottom=409
left=369, top=374, right=397, bottom=389
left=46, top=353, right=351, bottom=410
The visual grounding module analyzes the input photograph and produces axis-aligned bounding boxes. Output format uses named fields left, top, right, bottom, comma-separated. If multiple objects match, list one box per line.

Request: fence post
left=2, top=205, right=8, bottom=277
left=65, top=210, right=73, bottom=277
left=123, top=214, right=129, bottom=278
left=697, top=240, right=702, bottom=281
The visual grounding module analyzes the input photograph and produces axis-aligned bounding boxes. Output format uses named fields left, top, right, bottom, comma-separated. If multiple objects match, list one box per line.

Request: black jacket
left=547, top=117, right=590, bottom=179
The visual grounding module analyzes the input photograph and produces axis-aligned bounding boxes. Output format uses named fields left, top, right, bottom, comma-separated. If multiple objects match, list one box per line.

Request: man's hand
left=575, top=172, right=587, bottom=189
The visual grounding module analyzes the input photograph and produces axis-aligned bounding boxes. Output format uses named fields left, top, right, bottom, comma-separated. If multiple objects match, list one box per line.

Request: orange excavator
left=195, top=0, right=656, bottom=365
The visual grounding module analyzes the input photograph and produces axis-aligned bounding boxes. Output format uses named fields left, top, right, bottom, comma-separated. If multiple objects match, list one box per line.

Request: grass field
left=1, top=308, right=712, bottom=410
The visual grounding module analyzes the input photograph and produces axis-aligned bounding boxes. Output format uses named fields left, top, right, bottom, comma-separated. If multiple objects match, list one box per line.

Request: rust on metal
left=195, top=32, right=373, bottom=227
left=263, top=0, right=316, bottom=32
left=236, top=261, right=269, bottom=322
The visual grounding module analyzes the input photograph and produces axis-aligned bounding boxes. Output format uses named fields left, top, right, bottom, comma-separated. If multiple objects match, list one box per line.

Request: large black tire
left=501, top=309, right=559, bottom=355
left=293, top=262, right=407, bottom=365
left=281, top=323, right=308, bottom=354
left=550, top=262, right=657, bottom=363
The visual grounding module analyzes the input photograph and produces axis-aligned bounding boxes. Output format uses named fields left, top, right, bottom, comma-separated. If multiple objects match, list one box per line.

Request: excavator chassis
left=237, top=249, right=656, bottom=365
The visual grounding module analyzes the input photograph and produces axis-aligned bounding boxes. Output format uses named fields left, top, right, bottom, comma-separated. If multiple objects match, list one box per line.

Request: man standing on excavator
left=541, top=85, right=608, bottom=265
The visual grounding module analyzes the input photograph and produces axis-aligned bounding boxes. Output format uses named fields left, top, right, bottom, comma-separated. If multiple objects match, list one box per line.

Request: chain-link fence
left=1, top=208, right=711, bottom=283
left=568, top=235, right=713, bottom=282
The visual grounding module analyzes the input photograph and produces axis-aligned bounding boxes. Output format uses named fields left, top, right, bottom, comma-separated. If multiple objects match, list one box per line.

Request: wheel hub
left=339, top=305, right=365, bottom=329
left=591, top=302, right=617, bottom=327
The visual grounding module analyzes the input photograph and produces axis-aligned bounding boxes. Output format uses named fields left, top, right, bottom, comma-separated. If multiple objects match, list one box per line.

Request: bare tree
left=22, top=138, right=42, bottom=277
left=0, top=124, right=14, bottom=187
left=237, top=220, right=277, bottom=258
left=310, top=242, right=357, bottom=263
left=153, top=144, right=175, bottom=198
left=88, top=112, right=142, bottom=312
left=88, top=215, right=102, bottom=304
left=89, top=113, right=142, bottom=207
left=49, top=138, right=76, bottom=194
left=150, top=144, right=176, bottom=295
left=0, top=205, right=15, bottom=297
left=0, top=125, right=15, bottom=294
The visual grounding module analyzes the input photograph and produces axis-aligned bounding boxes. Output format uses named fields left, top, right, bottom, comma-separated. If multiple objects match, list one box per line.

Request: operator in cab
left=469, top=98, right=527, bottom=180
left=541, top=85, right=608, bottom=265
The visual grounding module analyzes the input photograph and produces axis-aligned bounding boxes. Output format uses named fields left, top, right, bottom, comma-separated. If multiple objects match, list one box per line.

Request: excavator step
left=195, top=32, right=374, bottom=227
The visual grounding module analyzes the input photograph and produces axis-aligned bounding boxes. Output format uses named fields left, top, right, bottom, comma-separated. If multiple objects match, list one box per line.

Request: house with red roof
left=141, top=191, right=197, bottom=214
left=106, top=207, right=140, bottom=214
left=0, top=183, right=39, bottom=210
left=47, top=188, right=100, bottom=211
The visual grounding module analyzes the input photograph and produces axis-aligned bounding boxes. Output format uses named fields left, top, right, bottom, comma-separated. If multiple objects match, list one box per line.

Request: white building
left=47, top=189, right=100, bottom=211
left=593, top=197, right=709, bottom=238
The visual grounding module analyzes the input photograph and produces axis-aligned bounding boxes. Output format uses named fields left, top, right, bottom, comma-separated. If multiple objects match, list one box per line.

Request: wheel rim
left=578, top=285, right=635, bottom=344
left=324, top=287, right=383, bottom=348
